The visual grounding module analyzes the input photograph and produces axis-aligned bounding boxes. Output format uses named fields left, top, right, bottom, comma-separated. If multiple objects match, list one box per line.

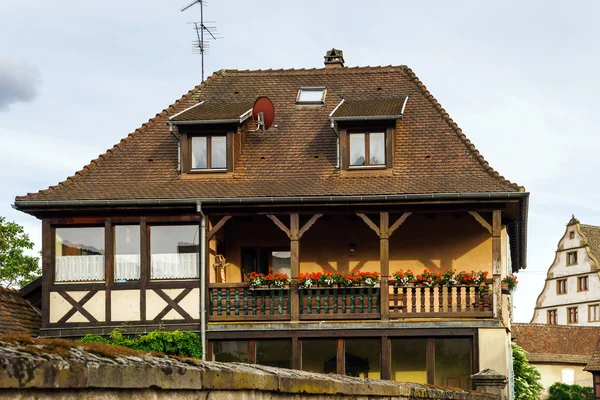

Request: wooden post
left=41, top=220, right=52, bottom=329
left=292, top=336, right=300, bottom=370
left=336, top=338, right=345, bottom=375
left=140, top=218, right=148, bottom=322
left=492, top=210, right=502, bottom=320
left=290, top=214, right=300, bottom=322
left=380, top=212, right=390, bottom=321
left=381, top=336, right=391, bottom=380
left=104, top=220, right=113, bottom=323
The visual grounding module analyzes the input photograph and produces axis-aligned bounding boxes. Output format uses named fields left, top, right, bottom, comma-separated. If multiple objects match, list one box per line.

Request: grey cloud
left=0, top=59, right=40, bottom=111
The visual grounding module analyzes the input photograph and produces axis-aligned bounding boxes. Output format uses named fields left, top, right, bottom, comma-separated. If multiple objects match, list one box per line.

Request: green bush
left=78, top=329, right=202, bottom=358
left=548, top=382, right=593, bottom=400
left=512, top=343, right=543, bottom=400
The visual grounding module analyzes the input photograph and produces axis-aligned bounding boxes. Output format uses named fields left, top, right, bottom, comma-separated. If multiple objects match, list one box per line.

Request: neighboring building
left=531, top=216, right=600, bottom=325
left=584, top=336, right=600, bottom=399
left=13, top=49, right=529, bottom=392
left=0, top=286, right=41, bottom=337
left=513, top=323, right=599, bottom=398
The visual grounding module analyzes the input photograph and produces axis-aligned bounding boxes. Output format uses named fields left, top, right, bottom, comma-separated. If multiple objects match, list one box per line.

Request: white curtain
left=151, top=253, right=198, bottom=279
left=55, top=255, right=105, bottom=282
left=115, top=254, right=141, bottom=281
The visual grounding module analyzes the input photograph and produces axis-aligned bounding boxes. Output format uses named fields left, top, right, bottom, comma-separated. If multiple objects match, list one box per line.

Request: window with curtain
left=114, top=225, right=140, bottom=282
left=191, top=135, right=227, bottom=170
left=55, top=227, right=105, bottom=282
left=150, top=225, right=199, bottom=279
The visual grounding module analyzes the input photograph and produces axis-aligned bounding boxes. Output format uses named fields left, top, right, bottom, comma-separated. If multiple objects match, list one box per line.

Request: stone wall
left=0, top=337, right=497, bottom=400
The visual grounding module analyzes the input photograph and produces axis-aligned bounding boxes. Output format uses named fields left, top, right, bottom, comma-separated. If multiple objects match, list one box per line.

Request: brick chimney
left=324, top=48, right=345, bottom=68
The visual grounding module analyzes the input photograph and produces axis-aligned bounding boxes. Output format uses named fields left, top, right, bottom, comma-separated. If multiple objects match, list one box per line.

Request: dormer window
left=349, top=132, right=385, bottom=167
left=297, top=87, right=326, bottom=105
left=192, top=135, right=227, bottom=170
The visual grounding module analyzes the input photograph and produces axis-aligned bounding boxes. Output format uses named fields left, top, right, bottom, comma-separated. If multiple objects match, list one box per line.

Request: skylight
left=297, top=87, right=326, bottom=104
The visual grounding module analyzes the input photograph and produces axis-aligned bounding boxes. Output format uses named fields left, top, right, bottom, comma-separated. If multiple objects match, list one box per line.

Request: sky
left=1, top=0, right=600, bottom=322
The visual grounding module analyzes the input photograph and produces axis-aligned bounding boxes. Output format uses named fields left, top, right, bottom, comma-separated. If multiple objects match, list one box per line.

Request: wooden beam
left=57, top=290, right=99, bottom=323
left=357, top=213, right=380, bottom=236
left=336, top=338, right=345, bottom=375
left=468, top=211, right=492, bottom=235
left=380, top=212, right=390, bottom=321
left=140, top=218, right=148, bottom=321
left=492, top=210, right=502, bottom=320
left=290, top=214, right=300, bottom=322
left=104, top=220, right=113, bottom=323
left=381, top=336, right=391, bottom=380
left=152, top=288, right=193, bottom=321
left=41, top=220, right=52, bottom=329
left=207, top=215, right=232, bottom=241
left=267, top=215, right=291, bottom=238
left=298, top=214, right=323, bottom=239
left=388, top=212, right=412, bottom=237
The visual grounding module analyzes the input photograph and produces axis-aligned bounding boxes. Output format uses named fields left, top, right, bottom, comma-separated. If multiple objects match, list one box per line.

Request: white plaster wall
left=535, top=363, right=592, bottom=399
left=50, top=291, right=105, bottom=323
left=531, top=224, right=600, bottom=325
left=111, top=290, right=141, bottom=321
left=478, top=328, right=509, bottom=399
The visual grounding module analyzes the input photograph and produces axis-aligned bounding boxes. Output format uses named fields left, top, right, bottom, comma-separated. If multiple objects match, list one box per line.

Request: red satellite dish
left=252, top=97, right=275, bottom=132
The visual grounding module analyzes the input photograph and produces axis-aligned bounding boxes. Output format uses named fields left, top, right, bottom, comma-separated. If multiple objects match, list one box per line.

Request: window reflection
left=369, top=132, right=385, bottom=165
left=256, top=340, right=292, bottom=368
left=114, top=225, right=140, bottom=282
left=213, top=341, right=248, bottom=362
left=55, top=227, right=105, bottom=282
left=191, top=136, right=207, bottom=169
left=391, top=338, right=427, bottom=384
left=150, top=225, right=199, bottom=279
left=211, top=136, right=227, bottom=169
left=434, top=338, right=471, bottom=389
left=345, top=339, right=380, bottom=379
left=349, top=133, right=366, bottom=166
left=301, top=339, right=337, bottom=374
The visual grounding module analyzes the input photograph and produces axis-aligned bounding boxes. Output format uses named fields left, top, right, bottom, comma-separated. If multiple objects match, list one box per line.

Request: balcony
left=208, top=280, right=493, bottom=322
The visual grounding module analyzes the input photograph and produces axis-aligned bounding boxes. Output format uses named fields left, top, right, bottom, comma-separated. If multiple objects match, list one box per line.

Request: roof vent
left=324, top=48, right=345, bottom=68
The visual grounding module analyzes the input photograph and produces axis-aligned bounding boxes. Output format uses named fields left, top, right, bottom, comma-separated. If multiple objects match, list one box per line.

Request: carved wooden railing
left=387, top=280, right=493, bottom=318
left=299, top=286, right=380, bottom=320
left=208, top=283, right=290, bottom=321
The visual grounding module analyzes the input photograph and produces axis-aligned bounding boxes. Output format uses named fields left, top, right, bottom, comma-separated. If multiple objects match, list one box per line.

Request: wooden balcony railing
left=388, top=280, right=493, bottom=318
left=208, top=280, right=494, bottom=322
left=208, top=283, right=291, bottom=321
left=299, top=287, right=380, bottom=320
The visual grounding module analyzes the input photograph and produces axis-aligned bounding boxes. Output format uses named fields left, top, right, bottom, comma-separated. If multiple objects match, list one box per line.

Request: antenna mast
left=181, top=0, right=222, bottom=82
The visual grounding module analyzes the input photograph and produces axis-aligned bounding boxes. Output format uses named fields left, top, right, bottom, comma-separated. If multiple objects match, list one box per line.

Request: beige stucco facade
left=531, top=220, right=600, bottom=325
left=535, top=363, right=592, bottom=399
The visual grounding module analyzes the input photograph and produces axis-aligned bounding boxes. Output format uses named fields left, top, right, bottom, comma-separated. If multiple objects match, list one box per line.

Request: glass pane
left=256, top=340, right=292, bottom=368
left=302, top=339, right=337, bottom=374
left=272, top=251, right=291, bottom=276
left=114, top=225, right=140, bottom=282
left=213, top=341, right=248, bottom=362
left=297, top=89, right=324, bottom=103
left=345, top=339, right=381, bottom=379
left=150, top=225, right=199, bottom=279
left=369, top=132, right=385, bottom=165
left=349, top=133, right=366, bottom=166
left=391, top=338, right=427, bottom=384
left=434, top=338, right=471, bottom=389
left=55, top=227, right=105, bottom=282
left=191, top=136, right=207, bottom=169
left=211, top=136, right=227, bottom=169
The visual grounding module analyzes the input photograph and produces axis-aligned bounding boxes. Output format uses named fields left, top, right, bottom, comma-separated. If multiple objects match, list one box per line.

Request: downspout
left=196, top=201, right=206, bottom=361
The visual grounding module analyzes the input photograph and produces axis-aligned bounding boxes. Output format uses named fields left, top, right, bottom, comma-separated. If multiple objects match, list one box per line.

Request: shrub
left=548, top=382, right=593, bottom=400
left=78, top=329, right=202, bottom=358
left=512, top=343, right=543, bottom=400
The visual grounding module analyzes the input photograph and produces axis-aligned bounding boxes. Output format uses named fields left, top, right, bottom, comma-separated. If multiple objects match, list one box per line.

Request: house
left=13, top=49, right=529, bottom=391
left=531, top=216, right=600, bottom=325
left=584, top=336, right=600, bottom=399
left=0, top=286, right=41, bottom=337
left=512, top=323, right=600, bottom=398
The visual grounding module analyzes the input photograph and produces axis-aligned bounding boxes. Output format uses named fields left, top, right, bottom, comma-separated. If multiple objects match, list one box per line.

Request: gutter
left=13, top=192, right=529, bottom=209
left=169, top=118, right=239, bottom=125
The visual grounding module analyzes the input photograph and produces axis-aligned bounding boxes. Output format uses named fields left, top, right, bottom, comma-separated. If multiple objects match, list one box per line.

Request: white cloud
left=0, top=58, right=40, bottom=111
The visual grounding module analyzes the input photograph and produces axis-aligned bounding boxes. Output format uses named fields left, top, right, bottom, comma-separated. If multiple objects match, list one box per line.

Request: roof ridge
left=402, top=66, right=525, bottom=192
left=222, top=65, right=406, bottom=74
left=514, top=322, right=600, bottom=329
left=20, top=71, right=224, bottom=198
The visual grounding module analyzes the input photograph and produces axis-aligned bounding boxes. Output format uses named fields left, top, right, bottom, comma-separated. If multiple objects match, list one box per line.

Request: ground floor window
left=209, top=335, right=473, bottom=387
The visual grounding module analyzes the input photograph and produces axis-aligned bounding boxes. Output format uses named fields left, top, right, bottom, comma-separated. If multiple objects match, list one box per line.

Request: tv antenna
left=181, top=0, right=222, bottom=82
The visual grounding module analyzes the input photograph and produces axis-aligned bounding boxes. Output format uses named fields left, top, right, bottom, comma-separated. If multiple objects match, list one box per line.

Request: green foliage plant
left=512, top=343, right=543, bottom=400
left=78, top=329, right=202, bottom=358
left=0, top=217, right=40, bottom=288
left=548, top=382, right=593, bottom=400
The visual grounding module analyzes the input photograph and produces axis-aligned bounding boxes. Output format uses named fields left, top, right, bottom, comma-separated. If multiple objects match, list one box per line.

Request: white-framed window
left=296, top=87, right=326, bottom=104
left=561, top=368, right=575, bottom=385
left=114, top=225, right=140, bottom=282
left=349, top=132, right=386, bottom=167
left=589, top=304, right=600, bottom=322
left=191, top=135, right=227, bottom=170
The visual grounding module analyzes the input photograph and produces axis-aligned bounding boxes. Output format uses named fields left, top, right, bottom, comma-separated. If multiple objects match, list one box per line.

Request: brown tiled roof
left=169, top=100, right=253, bottom=123
left=585, top=337, right=600, bottom=371
left=331, top=96, right=407, bottom=120
left=580, top=224, right=600, bottom=262
left=512, top=323, right=600, bottom=365
left=16, top=66, right=523, bottom=203
left=0, top=286, right=40, bottom=337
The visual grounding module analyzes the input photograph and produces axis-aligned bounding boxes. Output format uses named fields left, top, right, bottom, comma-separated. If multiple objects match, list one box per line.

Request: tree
left=548, top=382, right=593, bottom=400
left=512, top=343, right=544, bottom=400
left=0, top=217, right=40, bottom=288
